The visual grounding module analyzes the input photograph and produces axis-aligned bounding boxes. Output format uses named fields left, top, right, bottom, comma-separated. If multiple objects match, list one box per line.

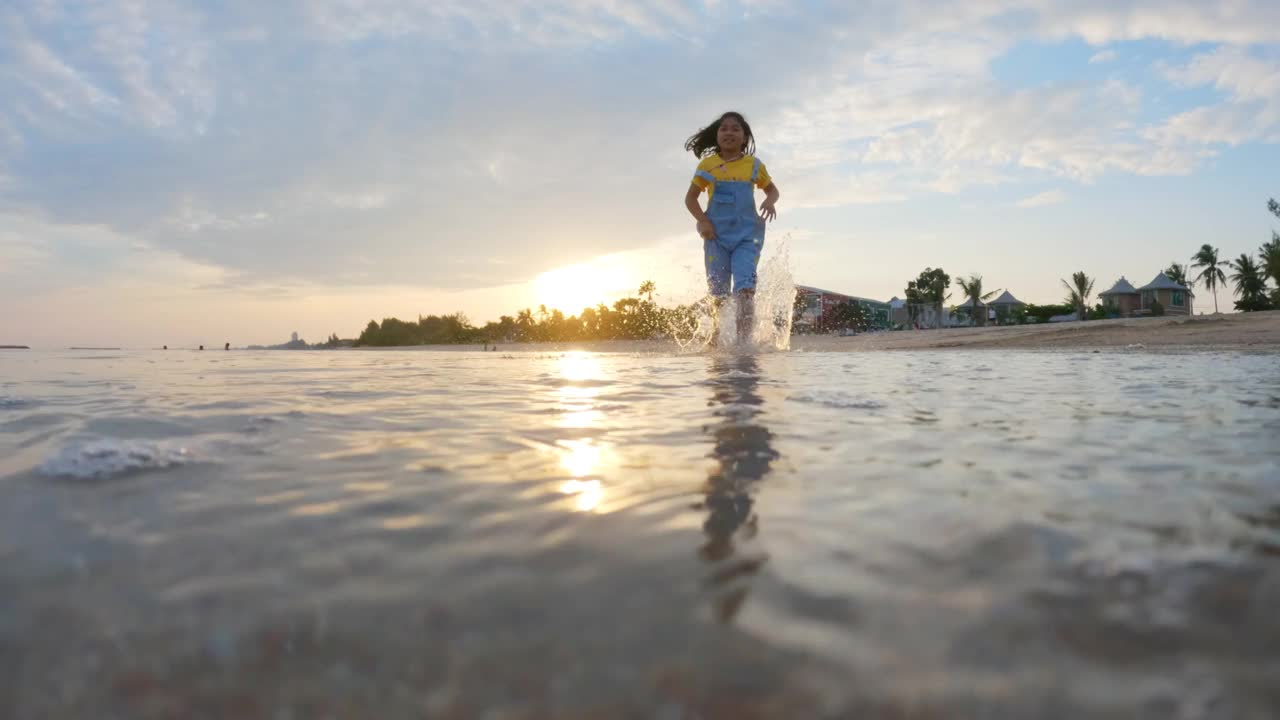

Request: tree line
left=903, top=197, right=1280, bottom=325
left=1184, top=198, right=1280, bottom=313
left=352, top=281, right=710, bottom=346
left=340, top=199, right=1280, bottom=346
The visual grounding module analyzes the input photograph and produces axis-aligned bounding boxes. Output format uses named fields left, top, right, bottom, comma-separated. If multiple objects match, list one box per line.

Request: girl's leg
left=735, top=288, right=755, bottom=342
left=704, top=241, right=732, bottom=346
left=729, top=241, right=763, bottom=343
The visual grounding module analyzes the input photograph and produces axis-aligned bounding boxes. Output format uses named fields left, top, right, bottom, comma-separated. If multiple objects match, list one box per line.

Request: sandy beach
left=350, top=310, right=1280, bottom=353
left=802, top=309, right=1280, bottom=352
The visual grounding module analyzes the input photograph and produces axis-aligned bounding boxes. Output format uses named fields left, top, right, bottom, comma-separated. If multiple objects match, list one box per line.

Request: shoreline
left=345, top=310, right=1280, bottom=354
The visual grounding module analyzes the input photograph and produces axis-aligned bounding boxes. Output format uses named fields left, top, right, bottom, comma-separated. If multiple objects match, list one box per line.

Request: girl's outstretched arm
left=685, top=184, right=716, bottom=240
left=759, top=182, right=780, bottom=222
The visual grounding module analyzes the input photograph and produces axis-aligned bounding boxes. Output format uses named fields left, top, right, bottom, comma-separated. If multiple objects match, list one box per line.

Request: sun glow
left=532, top=255, right=635, bottom=315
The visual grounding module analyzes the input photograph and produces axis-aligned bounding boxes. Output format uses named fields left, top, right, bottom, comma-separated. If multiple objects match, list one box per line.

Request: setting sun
left=533, top=255, right=636, bottom=315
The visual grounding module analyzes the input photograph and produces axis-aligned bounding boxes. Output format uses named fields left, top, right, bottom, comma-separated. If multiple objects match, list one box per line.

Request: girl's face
left=717, top=117, right=745, bottom=154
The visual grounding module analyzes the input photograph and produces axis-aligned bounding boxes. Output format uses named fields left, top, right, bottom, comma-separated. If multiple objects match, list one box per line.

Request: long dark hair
left=684, top=111, right=756, bottom=158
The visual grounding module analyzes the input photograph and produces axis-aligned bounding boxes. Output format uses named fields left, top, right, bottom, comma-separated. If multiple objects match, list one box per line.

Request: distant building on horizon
left=1137, top=273, right=1193, bottom=315
left=794, top=285, right=891, bottom=331
left=987, top=290, right=1026, bottom=325
left=1099, top=276, right=1141, bottom=316
left=1101, top=273, right=1193, bottom=317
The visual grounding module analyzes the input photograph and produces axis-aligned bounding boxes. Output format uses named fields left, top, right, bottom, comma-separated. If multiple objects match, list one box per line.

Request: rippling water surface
left=2, top=347, right=1279, bottom=718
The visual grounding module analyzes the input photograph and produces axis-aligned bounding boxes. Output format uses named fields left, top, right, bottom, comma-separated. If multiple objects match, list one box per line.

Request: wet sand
left=351, top=310, right=1280, bottom=353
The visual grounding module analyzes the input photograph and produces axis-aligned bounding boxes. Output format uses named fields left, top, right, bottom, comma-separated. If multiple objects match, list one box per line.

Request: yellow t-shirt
left=691, top=154, right=772, bottom=201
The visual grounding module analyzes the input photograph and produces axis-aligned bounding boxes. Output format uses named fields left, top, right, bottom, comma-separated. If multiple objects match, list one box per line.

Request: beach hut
left=987, top=290, right=1025, bottom=324
left=1137, top=273, right=1193, bottom=316
left=954, top=296, right=988, bottom=327
left=887, top=296, right=909, bottom=328
left=1099, top=276, right=1141, bottom=317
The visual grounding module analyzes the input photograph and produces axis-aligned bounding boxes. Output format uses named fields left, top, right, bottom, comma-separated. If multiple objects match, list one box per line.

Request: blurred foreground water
left=2, top=348, right=1279, bottom=718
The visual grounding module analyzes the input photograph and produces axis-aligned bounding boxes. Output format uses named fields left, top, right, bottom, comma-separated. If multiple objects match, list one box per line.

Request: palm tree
left=1261, top=198, right=1280, bottom=304
left=1061, top=271, right=1095, bottom=321
left=515, top=308, right=535, bottom=341
left=1190, top=244, right=1226, bottom=314
left=954, top=274, right=997, bottom=326
left=638, top=280, right=656, bottom=303
left=1164, top=262, right=1189, bottom=288
left=1261, top=238, right=1280, bottom=305
left=1229, top=253, right=1270, bottom=312
left=929, top=274, right=949, bottom=329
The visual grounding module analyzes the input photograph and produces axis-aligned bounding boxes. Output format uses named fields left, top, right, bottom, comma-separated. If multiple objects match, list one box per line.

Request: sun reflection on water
left=557, top=351, right=602, bottom=382
left=557, top=438, right=601, bottom=477
left=554, top=353, right=610, bottom=512
left=559, top=478, right=604, bottom=512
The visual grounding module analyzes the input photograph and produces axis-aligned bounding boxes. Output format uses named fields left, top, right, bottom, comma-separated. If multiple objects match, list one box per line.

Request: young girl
left=683, top=111, right=780, bottom=342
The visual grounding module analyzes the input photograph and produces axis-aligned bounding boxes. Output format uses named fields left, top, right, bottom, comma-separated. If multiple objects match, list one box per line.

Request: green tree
left=1261, top=239, right=1280, bottom=306
left=1023, top=303, right=1074, bottom=324
left=368, top=317, right=419, bottom=346
left=355, top=320, right=380, bottom=346
left=909, top=267, right=950, bottom=328
left=1229, top=253, right=1272, bottom=312
left=515, top=308, right=535, bottom=341
left=612, top=297, right=643, bottom=338
left=1163, top=262, right=1189, bottom=288
left=1262, top=199, right=1280, bottom=304
left=1190, top=244, right=1227, bottom=314
left=903, top=280, right=923, bottom=326
left=955, top=274, right=997, bottom=326
left=1061, top=271, right=1095, bottom=321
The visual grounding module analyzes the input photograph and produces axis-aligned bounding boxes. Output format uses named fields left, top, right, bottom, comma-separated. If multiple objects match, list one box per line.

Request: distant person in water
left=224, top=342, right=230, bottom=351
left=683, top=111, right=780, bottom=342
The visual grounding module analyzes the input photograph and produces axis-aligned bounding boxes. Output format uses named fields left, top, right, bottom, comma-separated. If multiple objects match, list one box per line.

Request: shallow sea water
left=2, top=347, right=1279, bottom=718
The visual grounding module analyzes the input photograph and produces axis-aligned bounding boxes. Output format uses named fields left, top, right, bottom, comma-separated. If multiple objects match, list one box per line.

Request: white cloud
left=1031, top=0, right=1280, bottom=45
left=1165, top=46, right=1280, bottom=102
left=0, top=0, right=1278, bottom=305
left=303, top=0, right=702, bottom=45
left=5, top=19, right=118, bottom=119
left=1150, top=47, right=1280, bottom=146
left=1089, top=49, right=1117, bottom=64
left=1016, top=189, right=1066, bottom=208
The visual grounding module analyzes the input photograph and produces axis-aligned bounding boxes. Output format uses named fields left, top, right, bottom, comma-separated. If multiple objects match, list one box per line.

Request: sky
left=1, top=0, right=1278, bottom=348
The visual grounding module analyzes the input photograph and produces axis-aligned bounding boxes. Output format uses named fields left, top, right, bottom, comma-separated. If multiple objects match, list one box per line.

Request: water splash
left=747, top=238, right=797, bottom=351
left=670, top=235, right=796, bottom=353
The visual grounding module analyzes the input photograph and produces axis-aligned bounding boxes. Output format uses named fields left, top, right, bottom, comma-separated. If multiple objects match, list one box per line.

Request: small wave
left=39, top=438, right=197, bottom=481
left=788, top=392, right=887, bottom=410
left=0, top=396, right=33, bottom=410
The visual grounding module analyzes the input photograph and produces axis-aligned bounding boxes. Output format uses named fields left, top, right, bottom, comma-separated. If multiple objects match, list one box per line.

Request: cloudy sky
left=2, top=0, right=1278, bottom=347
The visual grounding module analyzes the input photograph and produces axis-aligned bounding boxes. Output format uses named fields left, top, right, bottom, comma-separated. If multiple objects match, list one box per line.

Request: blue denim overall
left=700, top=158, right=764, bottom=296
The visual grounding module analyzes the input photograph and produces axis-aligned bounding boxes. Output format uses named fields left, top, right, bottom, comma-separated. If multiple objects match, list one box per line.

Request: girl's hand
left=759, top=200, right=777, bottom=222
left=697, top=218, right=716, bottom=241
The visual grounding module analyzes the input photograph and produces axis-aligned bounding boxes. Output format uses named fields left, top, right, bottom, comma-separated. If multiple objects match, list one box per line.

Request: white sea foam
left=788, top=392, right=887, bottom=410
left=0, top=395, right=31, bottom=409
left=39, top=438, right=196, bottom=481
